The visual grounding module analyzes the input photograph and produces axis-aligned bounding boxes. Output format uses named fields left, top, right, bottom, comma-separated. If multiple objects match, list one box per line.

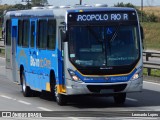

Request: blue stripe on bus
left=74, top=68, right=137, bottom=83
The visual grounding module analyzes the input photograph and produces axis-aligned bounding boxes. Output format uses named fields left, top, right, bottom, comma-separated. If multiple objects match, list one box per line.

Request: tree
left=31, top=0, right=48, bottom=6
left=13, top=4, right=27, bottom=10
left=114, top=2, right=135, bottom=8
left=114, top=2, right=158, bottom=22
left=147, top=13, right=158, bottom=22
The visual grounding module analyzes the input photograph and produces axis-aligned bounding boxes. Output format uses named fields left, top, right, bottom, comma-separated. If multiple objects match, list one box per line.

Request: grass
left=0, top=49, right=5, bottom=57
left=141, top=22, right=160, bottom=50
left=143, top=68, right=160, bottom=77
left=0, top=27, right=1, bottom=38
left=137, top=6, right=160, bottom=22
left=139, top=7, right=160, bottom=51
left=0, top=23, right=159, bottom=50
left=142, top=6, right=160, bottom=21
left=137, top=7, right=160, bottom=50
left=0, top=6, right=160, bottom=77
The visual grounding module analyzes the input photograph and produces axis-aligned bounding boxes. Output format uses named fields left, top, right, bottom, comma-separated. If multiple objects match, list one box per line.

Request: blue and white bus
left=4, top=5, right=144, bottom=105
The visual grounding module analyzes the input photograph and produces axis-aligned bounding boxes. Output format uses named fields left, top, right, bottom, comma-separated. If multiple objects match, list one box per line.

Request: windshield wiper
left=109, top=23, right=121, bottom=42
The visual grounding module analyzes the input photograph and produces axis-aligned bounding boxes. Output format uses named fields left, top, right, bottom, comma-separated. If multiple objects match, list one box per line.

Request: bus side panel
left=6, top=46, right=12, bottom=81
left=38, top=50, right=57, bottom=91
left=25, top=49, right=57, bottom=92
left=16, top=47, right=30, bottom=82
left=25, top=72, right=49, bottom=91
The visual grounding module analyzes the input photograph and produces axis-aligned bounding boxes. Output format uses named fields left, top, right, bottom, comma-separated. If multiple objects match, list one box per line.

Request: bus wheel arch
left=50, top=70, right=67, bottom=105
left=20, top=65, right=32, bottom=97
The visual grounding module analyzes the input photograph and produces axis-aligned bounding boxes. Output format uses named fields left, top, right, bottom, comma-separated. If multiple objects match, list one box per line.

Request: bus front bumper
left=65, top=77, right=143, bottom=95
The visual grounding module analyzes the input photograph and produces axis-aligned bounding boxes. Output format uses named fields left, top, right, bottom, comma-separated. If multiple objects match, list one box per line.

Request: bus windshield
left=68, top=25, right=140, bottom=68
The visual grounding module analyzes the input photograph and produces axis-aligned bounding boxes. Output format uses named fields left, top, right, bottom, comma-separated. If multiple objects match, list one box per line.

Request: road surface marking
left=126, top=98, right=138, bottom=102
left=0, top=95, right=12, bottom=99
left=18, top=100, right=31, bottom=105
left=0, top=57, right=5, bottom=59
left=144, top=81, right=160, bottom=85
left=37, top=107, right=52, bottom=111
left=68, top=117, right=80, bottom=120
left=0, top=95, right=16, bottom=100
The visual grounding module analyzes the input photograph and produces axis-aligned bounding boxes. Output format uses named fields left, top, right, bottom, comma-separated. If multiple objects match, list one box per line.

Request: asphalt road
left=0, top=57, right=160, bottom=119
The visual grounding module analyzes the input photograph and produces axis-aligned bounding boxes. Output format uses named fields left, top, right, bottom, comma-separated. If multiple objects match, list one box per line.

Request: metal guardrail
left=143, top=50, right=160, bottom=76
left=0, top=37, right=159, bottom=76
left=0, top=37, right=5, bottom=53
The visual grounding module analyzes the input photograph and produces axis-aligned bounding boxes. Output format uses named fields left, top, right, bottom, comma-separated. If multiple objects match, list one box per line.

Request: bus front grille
left=87, top=84, right=127, bottom=93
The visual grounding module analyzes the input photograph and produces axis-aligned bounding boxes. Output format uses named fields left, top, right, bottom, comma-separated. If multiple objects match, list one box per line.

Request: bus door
left=11, top=19, right=18, bottom=82
left=29, top=19, right=37, bottom=75
left=58, top=26, right=65, bottom=87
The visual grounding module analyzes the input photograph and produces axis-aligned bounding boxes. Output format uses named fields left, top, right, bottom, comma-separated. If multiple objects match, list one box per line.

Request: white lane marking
left=67, top=117, right=80, bottom=120
left=68, top=117, right=80, bottom=120
left=0, top=57, right=5, bottom=59
left=18, top=100, right=31, bottom=105
left=37, top=107, right=52, bottom=111
left=0, top=95, right=16, bottom=100
left=126, top=98, right=138, bottom=102
left=1, top=95, right=12, bottom=99
left=144, top=81, right=160, bottom=85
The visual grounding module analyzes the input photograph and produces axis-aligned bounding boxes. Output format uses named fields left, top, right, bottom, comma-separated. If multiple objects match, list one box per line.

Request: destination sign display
left=77, top=13, right=129, bottom=21
left=68, top=11, right=137, bottom=23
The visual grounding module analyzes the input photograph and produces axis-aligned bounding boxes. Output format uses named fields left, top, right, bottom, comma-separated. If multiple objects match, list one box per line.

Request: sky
left=1, top=0, right=160, bottom=7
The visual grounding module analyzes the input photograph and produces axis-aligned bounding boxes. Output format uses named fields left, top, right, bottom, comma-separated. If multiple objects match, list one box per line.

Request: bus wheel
left=55, top=85, right=67, bottom=106
left=21, top=72, right=32, bottom=97
left=114, top=93, right=126, bottom=104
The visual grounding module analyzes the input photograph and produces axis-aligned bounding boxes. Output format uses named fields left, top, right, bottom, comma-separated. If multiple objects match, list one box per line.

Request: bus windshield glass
left=68, top=25, right=140, bottom=68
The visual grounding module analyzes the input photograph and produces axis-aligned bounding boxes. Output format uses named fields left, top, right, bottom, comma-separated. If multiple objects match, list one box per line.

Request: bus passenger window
left=22, top=20, right=29, bottom=47
left=18, top=20, right=23, bottom=46
left=6, top=20, right=11, bottom=45
left=30, top=21, right=35, bottom=48
left=38, top=20, right=47, bottom=49
left=47, top=20, right=56, bottom=50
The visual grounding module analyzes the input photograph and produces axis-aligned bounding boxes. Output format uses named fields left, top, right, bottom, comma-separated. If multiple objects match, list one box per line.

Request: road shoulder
left=144, top=75, right=160, bottom=84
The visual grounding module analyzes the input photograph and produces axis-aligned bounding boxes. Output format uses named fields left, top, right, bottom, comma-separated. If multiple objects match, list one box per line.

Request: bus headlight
left=68, top=69, right=81, bottom=82
left=131, top=68, right=142, bottom=81
left=72, top=75, right=79, bottom=81
left=132, top=73, right=139, bottom=80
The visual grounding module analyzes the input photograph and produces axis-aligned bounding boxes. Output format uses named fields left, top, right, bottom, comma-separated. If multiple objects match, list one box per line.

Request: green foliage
left=31, top=0, right=48, bottom=6
left=141, top=22, right=160, bottom=50
left=143, top=68, right=160, bottom=77
left=147, top=13, right=158, bottom=22
left=114, top=2, right=158, bottom=22
left=114, top=2, right=135, bottom=8
left=13, top=4, right=27, bottom=10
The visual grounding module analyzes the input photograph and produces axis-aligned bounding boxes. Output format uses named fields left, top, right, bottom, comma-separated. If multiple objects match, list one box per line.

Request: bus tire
left=50, top=71, right=67, bottom=105
left=21, top=72, right=32, bottom=97
left=55, top=86, right=67, bottom=106
left=114, top=93, right=126, bottom=104
left=50, top=72, right=56, bottom=100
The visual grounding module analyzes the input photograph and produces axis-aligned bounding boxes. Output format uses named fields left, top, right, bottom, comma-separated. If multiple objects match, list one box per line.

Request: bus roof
left=5, top=6, right=136, bottom=18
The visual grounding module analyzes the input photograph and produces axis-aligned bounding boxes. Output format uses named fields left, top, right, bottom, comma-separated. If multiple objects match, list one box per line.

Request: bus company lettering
left=30, top=56, right=39, bottom=67
left=111, top=76, right=128, bottom=81
left=30, top=56, right=51, bottom=68
left=77, top=13, right=128, bottom=22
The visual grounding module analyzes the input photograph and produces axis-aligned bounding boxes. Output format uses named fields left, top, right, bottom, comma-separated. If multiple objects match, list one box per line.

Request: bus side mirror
left=140, top=26, right=144, bottom=49
left=60, top=29, right=68, bottom=42
left=60, top=22, right=68, bottom=42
